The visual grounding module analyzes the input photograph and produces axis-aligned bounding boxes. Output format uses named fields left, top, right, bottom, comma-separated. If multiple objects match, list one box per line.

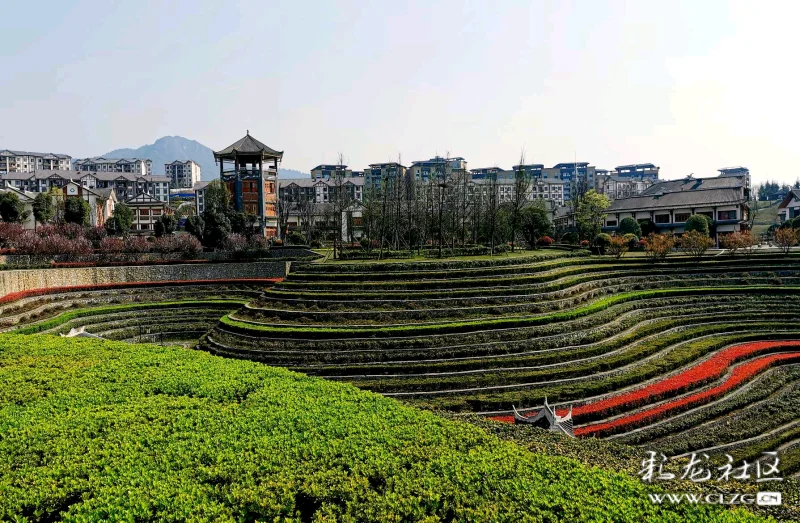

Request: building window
left=718, top=210, right=737, bottom=220
left=606, top=220, right=618, bottom=227
left=655, top=214, right=670, bottom=224
left=674, top=213, right=690, bottom=223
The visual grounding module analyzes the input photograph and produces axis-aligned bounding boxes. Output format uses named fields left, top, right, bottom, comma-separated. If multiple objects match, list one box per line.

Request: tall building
left=213, top=131, right=282, bottom=238
left=365, top=162, right=407, bottom=191
left=0, top=150, right=72, bottom=173
left=73, top=157, right=153, bottom=176
left=408, top=156, right=468, bottom=183
left=614, top=163, right=660, bottom=180
left=165, top=160, right=201, bottom=188
left=541, top=162, right=596, bottom=202
left=511, top=164, right=545, bottom=180
left=311, top=164, right=354, bottom=180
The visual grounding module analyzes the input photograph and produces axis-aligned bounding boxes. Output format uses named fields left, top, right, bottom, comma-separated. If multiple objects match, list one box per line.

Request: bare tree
left=509, top=150, right=531, bottom=252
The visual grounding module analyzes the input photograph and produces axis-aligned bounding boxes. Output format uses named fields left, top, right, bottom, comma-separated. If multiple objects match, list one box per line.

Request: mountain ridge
left=101, top=136, right=309, bottom=181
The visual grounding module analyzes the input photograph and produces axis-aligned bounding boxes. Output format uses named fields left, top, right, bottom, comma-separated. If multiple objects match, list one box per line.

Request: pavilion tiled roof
left=214, top=132, right=283, bottom=159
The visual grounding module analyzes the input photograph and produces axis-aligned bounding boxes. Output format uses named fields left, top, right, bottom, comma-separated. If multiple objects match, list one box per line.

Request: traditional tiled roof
left=778, top=189, right=800, bottom=209
left=74, top=157, right=151, bottom=165
left=0, top=149, right=71, bottom=159
left=640, top=176, right=744, bottom=196
left=608, top=187, right=745, bottom=212
left=214, top=132, right=283, bottom=159
left=0, top=170, right=168, bottom=183
left=193, top=181, right=211, bottom=191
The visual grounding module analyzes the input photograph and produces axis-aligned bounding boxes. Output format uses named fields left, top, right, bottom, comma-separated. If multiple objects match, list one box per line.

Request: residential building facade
left=408, top=156, right=468, bottom=184
left=541, top=162, right=596, bottom=202
left=62, top=181, right=117, bottom=227
left=311, top=164, right=362, bottom=180
left=73, top=157, right=153, bottom=176
left=0, top=150, right=72, bottom=173
left=778, top=189, right=800, bottom=222
left=165, top=160, right=201, bottom=189
left=596, top=174, right=654, bottom=200
left=0, top=170, right=170, bottom=203
left=365, top=162, right=408, bottom=191
left=125, top=193, right=171, bottom=234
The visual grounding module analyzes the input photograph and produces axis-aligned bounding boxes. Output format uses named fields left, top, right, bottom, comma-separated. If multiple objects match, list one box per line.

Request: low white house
left=0, top=187, right=36, bottom=229
left=778, top=190, right=800, bottom=223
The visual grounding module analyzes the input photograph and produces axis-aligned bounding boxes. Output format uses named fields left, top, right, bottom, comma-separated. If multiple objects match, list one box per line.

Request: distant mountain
left=102, top=136, right=310, bottom=181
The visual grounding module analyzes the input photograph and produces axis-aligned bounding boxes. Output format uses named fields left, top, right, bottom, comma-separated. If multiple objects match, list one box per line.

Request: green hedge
left=0, top=335, right=766, bottom=522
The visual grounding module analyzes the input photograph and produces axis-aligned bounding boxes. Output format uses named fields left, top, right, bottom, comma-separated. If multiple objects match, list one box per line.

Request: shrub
left=684, top=214, right=711, bottom=236
left=775, top=227, right=798, bottom=254
left=224, top=233, right=249, bottom=252
left=64, top=197, right=91, bottom=225
left=537, top=236, right=554, bottom=246
left=606, top=236, right=629, bottom=259
left=310, top=240, right=323, bottom=248
left=560, top=232, right=578, bottom=245
left=154, top=214, right=177, bottom=237
left=99, top=236, right=125, bottom=253
left=124, top=235, right=150, bottom=253
left=681, top=230, right=715, bottom=260
left=618, top=217, right=642, bottom=237
left=645, top=233, right=675, bottom=262
left=622, top=233, right=639, bottom=250
left=287, top=231, right=307, bottom=245
left=580, top=239, right=589, bottom=247
left=0, top=222, right=25, bottom=248
left=85, top=226, right=108, bottom=247
left=173, top=234, right=203, bottom=257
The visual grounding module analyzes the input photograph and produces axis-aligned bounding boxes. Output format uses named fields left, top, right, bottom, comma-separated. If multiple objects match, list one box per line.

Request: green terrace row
left=409, top=331, right=800, bottom=412
left=204, top=295, right=800, bottom=357
left=216, top=286, right=800, bottom=339
left=0, top=284, right=263, bottom=328
left=275, top=257, right=800, bottom=292
left=208, top=302, right=800, bottom=370
left=243, top=273, right=800, bottom=323
left=291, top=249, right=584, bottom=274
left=287, top=252, right=800, bottom=282
left=15, top=300, right=247, bottom=335
left=313, top=321, right=800, bottom=397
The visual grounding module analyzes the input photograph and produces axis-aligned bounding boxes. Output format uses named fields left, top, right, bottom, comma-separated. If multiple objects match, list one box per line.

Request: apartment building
left=365, top=162, right=408, bottom=191
left=468, top=174, right=564, bottom=206
left=279, top=177, right=364, bottom=204
left=165, top=160, right=201, bottom=189
left=0, top=150, right=72, bottom=173
left=596, top=174, right=654, bottom=200
left=125, top=193, right=171, bottom=234
left=73, top=157, right=153, bottom=176
left=408, top=156, right=468, bottom=183
left=613, top=163, right=660, bottom=180
left=603, top=173, right=750, bottom=245
left=0, top=170, right=170, bottom=202
left=541, top=162, right=596, bottom=202
left=311, top=164, right=362, bottom=180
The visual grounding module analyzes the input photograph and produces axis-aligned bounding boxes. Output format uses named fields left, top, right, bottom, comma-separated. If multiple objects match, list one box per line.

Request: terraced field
left=4, top=279, right=277, bottom=346
left=199, top=250, right=800, bottom=474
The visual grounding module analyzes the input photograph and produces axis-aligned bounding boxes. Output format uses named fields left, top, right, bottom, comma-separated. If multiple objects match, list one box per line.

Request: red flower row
left=576, top=351, right=800, bottom=437
left=487, top=341, right=800, bottom=429
left=571, top=341, right=800, bottom=421
left=0, top=278, right=284, bottom=306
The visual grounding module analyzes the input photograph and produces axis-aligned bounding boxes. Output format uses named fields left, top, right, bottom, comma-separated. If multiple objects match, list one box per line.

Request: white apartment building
left=0, top=150, right=72, bottom=173
left=0, top=170, right=170, bottom=203
left=73, top=157, right=153, bottom=176
left=469, top=175, right=565, bottom=206
left=165, top=160, right=202, bottom=189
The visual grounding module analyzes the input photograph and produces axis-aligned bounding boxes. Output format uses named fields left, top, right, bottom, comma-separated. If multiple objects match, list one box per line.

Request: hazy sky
left=2, top=0, right=798, bottom=184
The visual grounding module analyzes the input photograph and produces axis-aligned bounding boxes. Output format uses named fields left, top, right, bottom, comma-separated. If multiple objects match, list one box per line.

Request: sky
left=1, top=0, right=799, bottom=185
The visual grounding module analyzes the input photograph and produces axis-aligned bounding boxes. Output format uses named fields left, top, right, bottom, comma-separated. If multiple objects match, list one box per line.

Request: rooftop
left=608, top=187, right=746, bottom=213
left=214, top=131, right=283, bottom=160
left=0, top=150, right=71, bottom=159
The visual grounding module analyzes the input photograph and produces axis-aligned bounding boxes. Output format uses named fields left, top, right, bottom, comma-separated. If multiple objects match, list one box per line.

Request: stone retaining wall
left=0, top=261, right=288, bottom=298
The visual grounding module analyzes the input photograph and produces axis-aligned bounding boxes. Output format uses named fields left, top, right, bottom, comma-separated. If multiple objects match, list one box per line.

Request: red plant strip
left=576, top=351, right=800, bottom=437
left=488, top=341, right=800, bottom=429
left=0, top=279, right=284, bottom=305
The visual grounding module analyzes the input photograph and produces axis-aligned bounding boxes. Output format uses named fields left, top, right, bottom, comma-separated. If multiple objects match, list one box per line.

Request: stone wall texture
left=0, top=261, right=288, bottom=297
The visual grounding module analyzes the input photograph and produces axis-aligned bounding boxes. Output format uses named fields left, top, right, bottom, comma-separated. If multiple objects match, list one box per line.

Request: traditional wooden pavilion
left=213, top=131, right=283, bottom=237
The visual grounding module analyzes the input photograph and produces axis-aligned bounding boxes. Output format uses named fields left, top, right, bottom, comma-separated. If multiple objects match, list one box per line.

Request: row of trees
left=0, top=189, right=93, bottom=228
left=278, top=153, right=612, bottom=259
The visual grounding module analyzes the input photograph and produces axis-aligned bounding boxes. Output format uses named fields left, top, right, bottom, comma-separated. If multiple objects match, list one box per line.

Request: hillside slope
left=0, top=335, right=767, bottom=522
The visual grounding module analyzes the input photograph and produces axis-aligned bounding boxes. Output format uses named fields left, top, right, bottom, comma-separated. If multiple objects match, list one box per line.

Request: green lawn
left=751, top=201, right=782, bottom=237
left=0, top=335, right=770, bottom=522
